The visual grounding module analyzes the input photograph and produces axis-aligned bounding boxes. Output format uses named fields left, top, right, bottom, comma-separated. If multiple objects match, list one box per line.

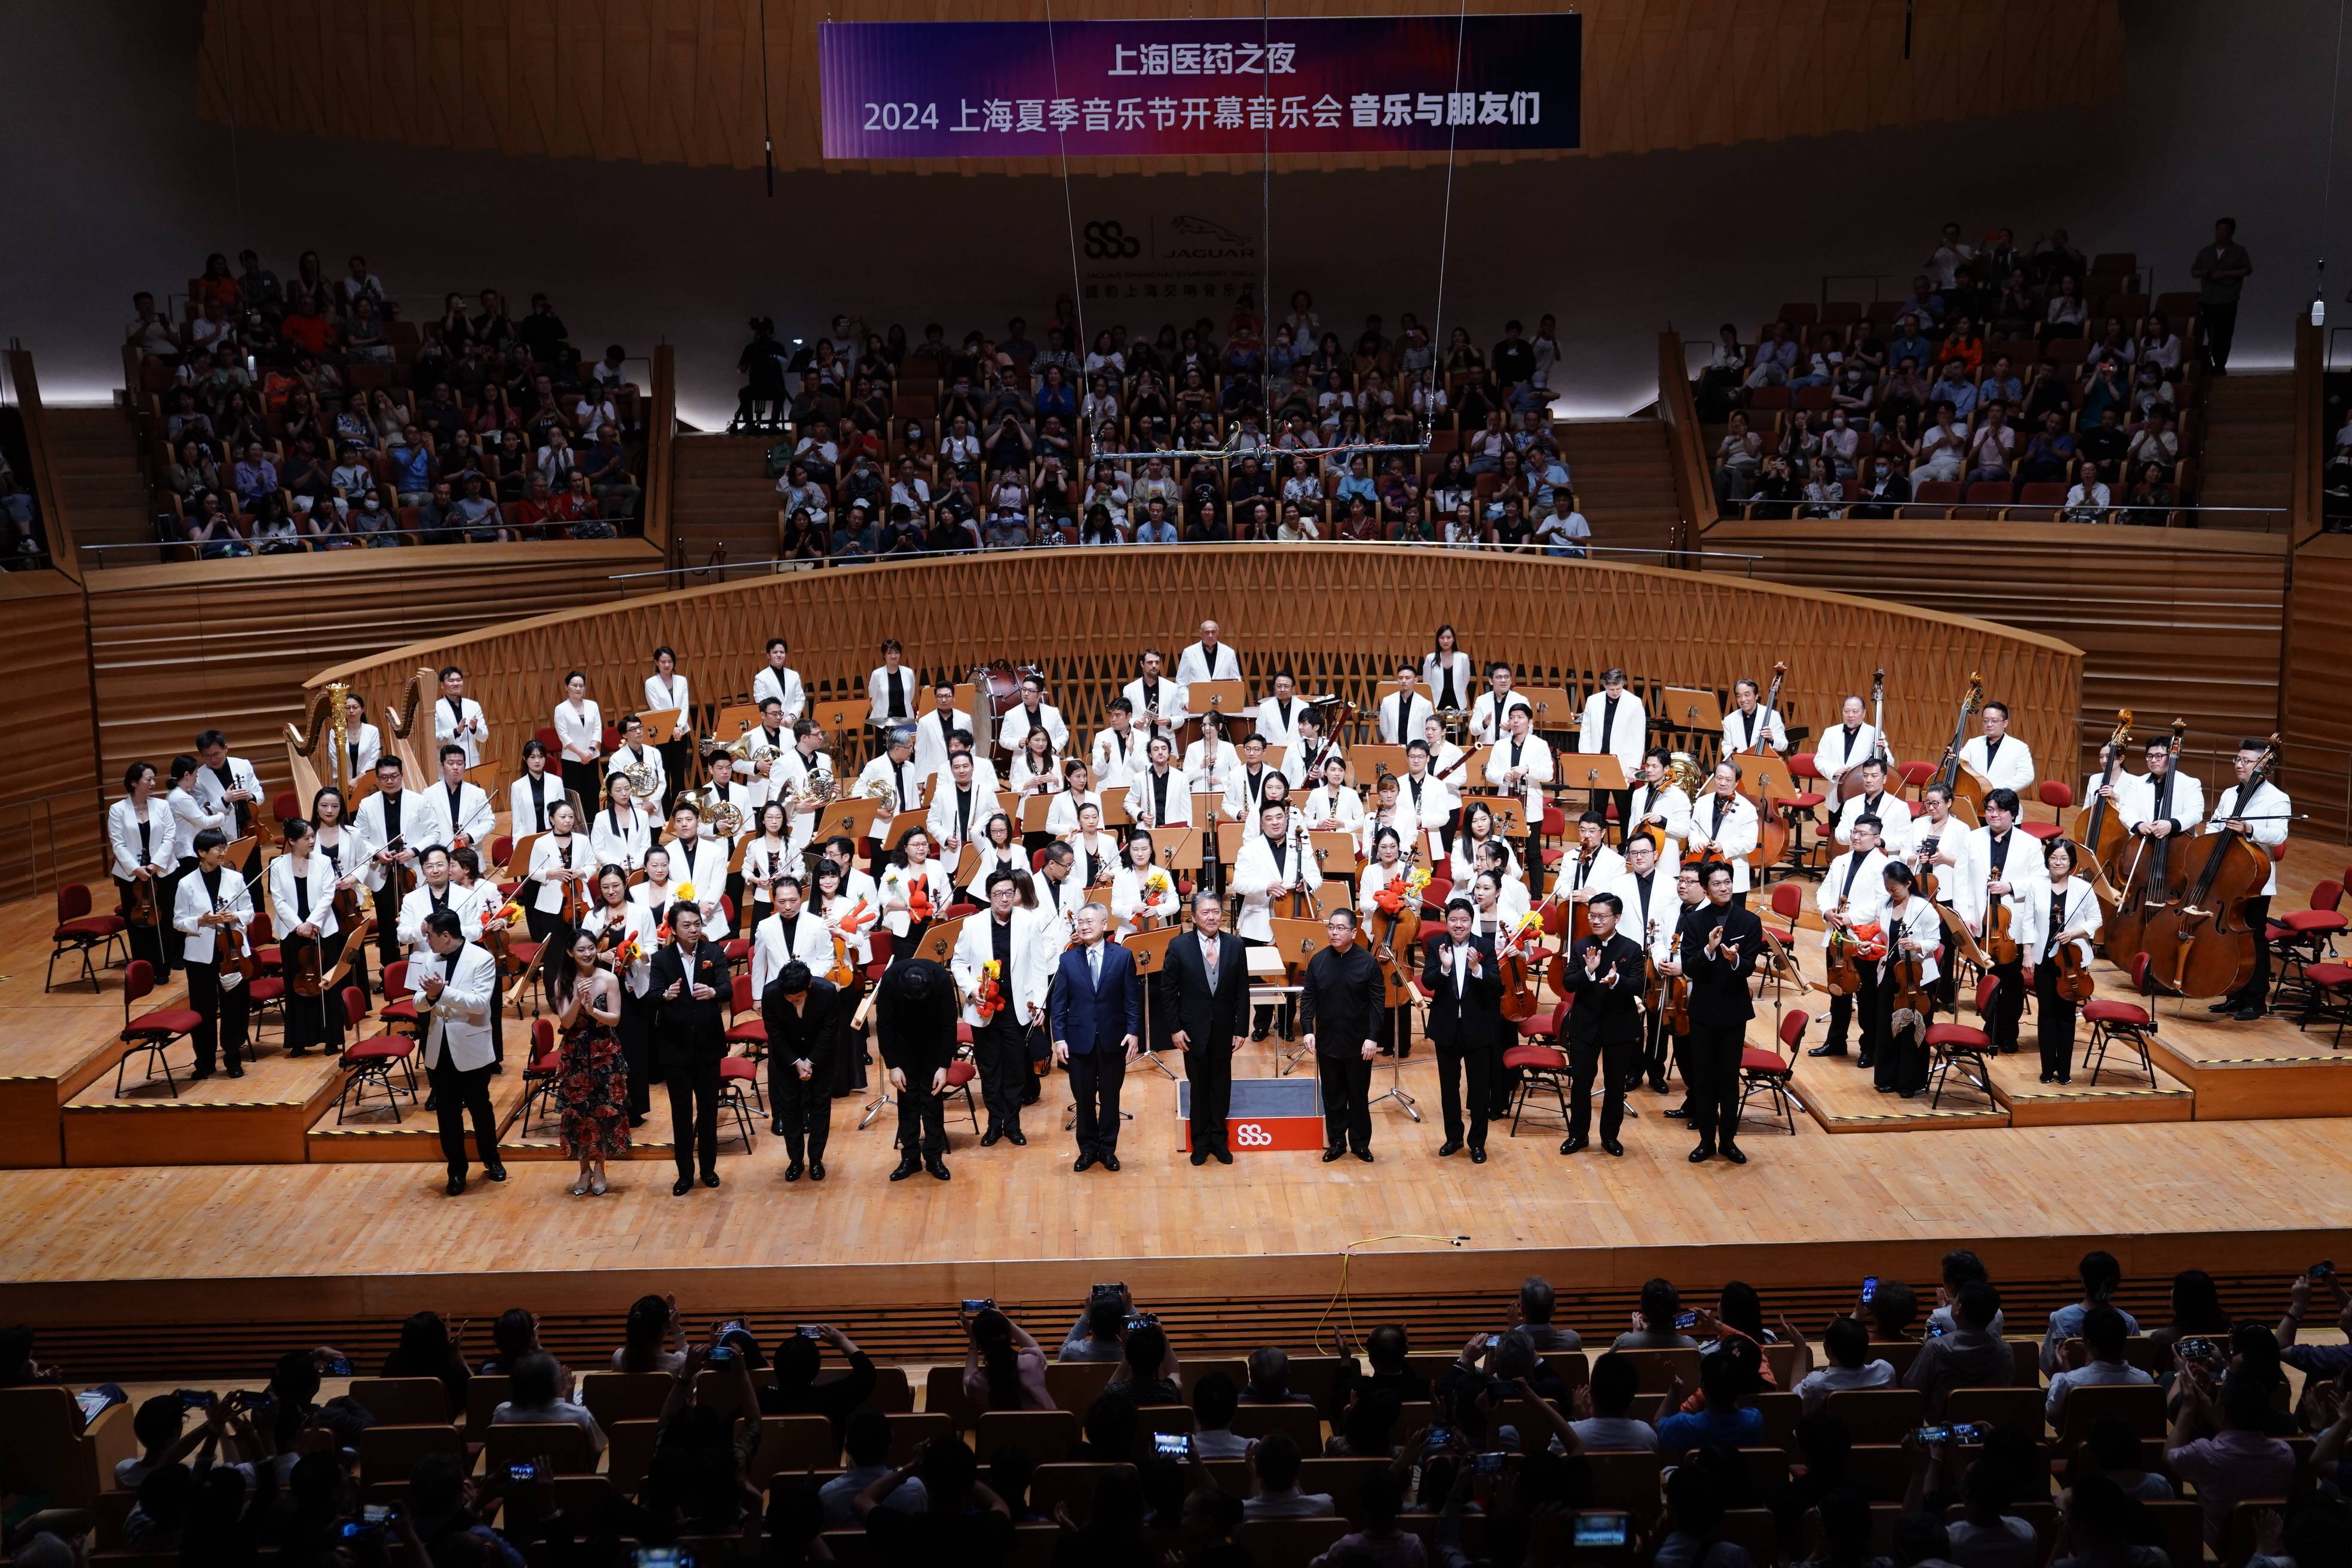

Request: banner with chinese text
left=817, top=14, right=1581, bottom=160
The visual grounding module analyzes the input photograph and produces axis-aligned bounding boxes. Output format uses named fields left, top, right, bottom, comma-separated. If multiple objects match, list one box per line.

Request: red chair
left=942, top=902, right=981, bottom=920
left=1895, top=760, right=1938, bottom=798
left=117, top=960, right=201, bottom=1096
left=336, top=984, right=418, bottom=1123
left=2268, top=875, right=2346, bottom=1010
left=2298, top=960, right=2352, bottom=1051
left=1738, top=1008, right=1806, bottom=1136
left=379, top=959, right=420, bottom=1033
left=1502, top=992, right=1573, bottom=1135
left=863, top=929, right=896, bottom=985
left=518, top=1017, right=564, bottom=1135
left=716, top=1055, right=763, bottom=1146
left=2085, top=954, right=2161, bottom=1086
left=721, top=896, right=750, bottom=964
left=2020, top=780, right=2074, bottom=841
left=1778, top=755, right=1828, bottom=872
left=49, top=883, right=129, bottom=993
left=1766, top=881, right=1806, bottom=947
left=1538, top=804, right=1566, bottom=871
left=725, top=975, right=768, bottom=1055
left=941, top=1057, right=982, bottom=1134
left=243, top=911, right=286, bottom=1053
left=1927, top=973, right=2000, bottom=1107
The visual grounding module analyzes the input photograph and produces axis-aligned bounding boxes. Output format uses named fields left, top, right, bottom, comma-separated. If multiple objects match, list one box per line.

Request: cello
left=2102, top=718, right=2190, bottom=964
left=2071, top=710, right=2135, bottom=904
left=1498, top=895, right=1560, bottom=1022
left=1930, top=672, right=1987, bottom=819
left=2134, top=735, right=2281, bottom=999
left=1367, top=841, right=1425, bottom=1011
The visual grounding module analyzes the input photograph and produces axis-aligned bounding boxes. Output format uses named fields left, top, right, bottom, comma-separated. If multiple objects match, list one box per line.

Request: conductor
left=1162, top=890, right=1250, bottom=1166
left=1300, top=908, right=1386, bottom=1163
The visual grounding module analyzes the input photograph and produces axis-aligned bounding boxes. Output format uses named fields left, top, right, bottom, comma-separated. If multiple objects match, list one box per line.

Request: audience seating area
left=1695, top=230, right=2213, bottom=527
left=7, top=1254, right=2348, bottom=1568
left=122, top=249, right=648, bottom=558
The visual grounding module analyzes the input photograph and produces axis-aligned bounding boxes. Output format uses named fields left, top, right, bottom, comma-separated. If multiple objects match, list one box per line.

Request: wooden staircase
left=44, top=407, right=154, bottom=559
left=1554, top=419, right=1682, bottom=555
left=2196, top=371, right=2295, bottom=523
left=671, top=434, right=779, bottom=570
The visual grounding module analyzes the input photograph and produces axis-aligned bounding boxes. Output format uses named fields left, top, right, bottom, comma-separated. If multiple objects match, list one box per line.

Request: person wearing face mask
left=1851, top=454, right=1911, bottom=520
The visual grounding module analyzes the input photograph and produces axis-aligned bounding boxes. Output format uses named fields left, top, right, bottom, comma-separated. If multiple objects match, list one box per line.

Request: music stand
left=1215, top=821, right=1246, bottom=867
left=1933, top=900, right=1992, bottom=972
left=1019, top=794, right=1058, bottom=834
left=636, top=706, right=685, bottom=746
left=1309, top=831, right=1361, bottom=887
left=1100, top=785, right=1131, bottom=828
left=1125, top=924, right=1187, bottom=1081
left=914, top=914, right=966, bottom=965
left=1151, top=828, right=1204, bottom=878
left=816, top=797, right=883, bottom=853
left=1520, top=685, right=1575, bottom=739
left=713, top=702, right=764, bottom=744
left=1263, top=917, right=1330, bottom=1074
left=1661, top=687, right=1723, bottom=740
left=1354, top=744, right=1408, bottom=785
left=814, top=699, right=869, bottom=762
left=1261, top=743, right=1288, bottom=771
left=1563, top=753, right=1628, bottom=820
left=882, top=812, right=928, bottom=852
left=1189, top=679, right=1249, bottom=729
left=506, top=831, right=540, bottom=881
left=953, top=843, right=981, bottom=886
left=1483, top=800, right=1528, bottom=840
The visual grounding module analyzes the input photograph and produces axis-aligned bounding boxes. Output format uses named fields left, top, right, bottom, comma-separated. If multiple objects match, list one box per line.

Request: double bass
left=2133, top=736, right=2281, bottom=999
left=1930, top=672, right=1987, bottom=817
left=2071, top=710, right=2135, bottom=901
left=2102, top=718, right=2191, bottom=963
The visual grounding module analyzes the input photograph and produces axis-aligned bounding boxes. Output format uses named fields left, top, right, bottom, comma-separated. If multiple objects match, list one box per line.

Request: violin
left=1662, top=932, right=1690, bottom=1035
left=1985, top=898, right=2023, bottom=966
left=1824, top=896, right=1863, bottom=997
left=215, top=898, right=260, bottom=984
left=1499, top=894, right=1562, bottom=1022
left=829, top=933, right=857, bottom=988
left=2053, top=936, right=2097, bottom=1003
left=557, top=839, right=591, bottom=926
left=290, top=924, right=326, bottom=998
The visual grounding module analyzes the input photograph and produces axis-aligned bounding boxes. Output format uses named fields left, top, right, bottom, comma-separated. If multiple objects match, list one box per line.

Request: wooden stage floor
left=4, top=841, right=2349, bottom=1340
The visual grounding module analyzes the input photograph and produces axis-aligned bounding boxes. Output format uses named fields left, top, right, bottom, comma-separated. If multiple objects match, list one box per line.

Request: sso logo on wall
left=1080, top=213, right=1260, bottom=308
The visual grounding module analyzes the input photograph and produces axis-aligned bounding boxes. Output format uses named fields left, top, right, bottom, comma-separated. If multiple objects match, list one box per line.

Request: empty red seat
left=944, top=1059, right=978, bottom=1086
left=1502, top=1043, right=1566, bottom=1071
left=1740, top=1046, right=1793, bottom=1077
left=2081, top=997, right=2149, bottom=1026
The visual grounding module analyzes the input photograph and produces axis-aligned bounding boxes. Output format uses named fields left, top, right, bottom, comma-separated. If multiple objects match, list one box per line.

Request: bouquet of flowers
left=1144, top=869, right=1173, bottom=902
left=675, top=880, right=696, bottom=904
left=976, top=957, right=1006, bottom=1021
left=492, top=899, right=526, bottom=931
left=614, top=932, right=644, bottom=968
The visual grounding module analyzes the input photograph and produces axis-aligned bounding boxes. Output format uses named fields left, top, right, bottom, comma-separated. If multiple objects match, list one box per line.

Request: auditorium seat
left=1944, top=1385, right=2046, bottom=1436
left=746, top=1413, right=838, bottom=1480
left=483, top=1419, right=597, bottom=1475
left=0, top=1386, right=134, bottom=1509
left=814, top=1362, right=912, bottom=1414
left=2051, top=1380, right=2166, bottom=1450
left=357, top=1420, right=461, bottom=1492
left=580, top=1370, right=673, bottom=1426
left=1230, top=1401, right=1323, bottom=1448
left=1825, top=1387, right=1924, bottom=1443
left=1613, top=1348, right=1700, bottom=1392
left=1585, top=1450, right=1665, bottom=1519
left=977, top=1407, right=1079, bottom=1462
left=923, top=1363, right=980, bottom=1433
left=348, top=1376, right=455, bottom=1425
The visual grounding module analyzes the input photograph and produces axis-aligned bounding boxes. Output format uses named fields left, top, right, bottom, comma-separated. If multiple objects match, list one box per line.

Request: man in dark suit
left=1563, top=892, right=1647, bottom=1156
left=876, top=957, right=956, bottom=1181
left=1420, top=898, right=1502, bottom=1162
left=1670, top=862, right=1764, bottom=1165
left=649, top=903, right=732, bottom=1195
left=1163, top=890, right=1250, bottom=1166
left=1301, top=908, right=1386, bottom=1162
left=1050, top=902, right=1143, bottom=1172
left=761, top=959, right=841, bottom=1182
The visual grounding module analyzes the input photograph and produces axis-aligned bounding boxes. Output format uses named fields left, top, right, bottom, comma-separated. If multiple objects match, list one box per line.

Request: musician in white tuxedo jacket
left=1122, top=653, right=1188, bottom=744
left=1221, top=740, right=1285, bottom=829
left=1873, top=865, right=1949, bottom=1097
left=509, top=744, right=571, bottom=840
left=590, top=780, right=659, bottom=871
left=1398, top=741, right=1459, bottom=855
left=1721, top=678, right=1788, bottom=755
left=524, top=806, right=593, bottom=941
left=607, top=719, right=670, bottom=814
left=2206, top=741, right=2292, bottom=1019
left=353, top=758, right=431, bottom=967
left=173, top=828, right=253, bottom=1079
left=1282, top=716, right=1343, bottom=791
left=1814, top=817, right=1893, bottom=1060
left=1683, top=762, right=1763, bottom=899
left=1604, top=836, right=1679, bottom=967
left=1624, top=750, right=1693, bottom=875
left=1577, top=670, right=1649, bottom=781
left=662, top=804, right=733, bottom=939
left=774, top=727, right=840, bottom=853
left=1486, top=710, right=1554, bottom=868
left=396, top=844, right=485, bottom=955
left=581, top=876, right=659, bottom=1120
left=1952, top=788, right=2050, bottom=1055
left=1232, top=802, right=1323, bottom=1039
left=2117, top=737, right=2204, bottom=838
left=110, top=764, right=178, bottom=976
left=952, top=871, right=1059, bottom=1140
left=1466, top=669, right=1533, bottom=745
left=1356, top=777, right=1421, bottom=863
left=750, top=880, right=839, bottom=999
left=866, top=642, right=918, bottom=731
left=1957, top=703, right=2037, bottom=798
left=1125, top=742, right=1193, bottom=832
left=1174, top=625, right=1242, bottom=688
left=337, top=693, right=384, bottom=783
left=419, top=746, right=495, bottom=851
left=643, top=651, right=694, bottom=789
left=855, top=730, right=925, bottom=853
left=1551, top=813, right=1627, bottom=904
left=912, top=686, right=964, bottom=785
left=752, top=639, right=806, bottom=722
left=1376, top=667, right=1436, bottom=746
left=2035, top=838, right=2105, bottom=1083
left=877, top=833, right=956, bottom=941
left=1422, top=644, right=1475, bottom=719
left=431, top=668, right=489, bottom=769
left=1254, top=676, right=1313, bottom=752
left=1183, top=722, right=1240, bottom=801
left=1832, top=759, right=1915, bottom=856
left=414, top=909, right=505, bottom=1193
left=1813, top=696, right=1882, bottom=807
left=926, top=753, right=997, bottom=851
left=996, top=685, right=1069, bottom=758
left=1089, top=704, right=1149, bottom=791
left=267, top=819, right=346, bottom=1057
left=190, top=730, right=265, bottom=871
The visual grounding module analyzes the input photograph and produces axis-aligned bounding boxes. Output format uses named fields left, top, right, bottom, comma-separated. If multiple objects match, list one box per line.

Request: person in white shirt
left=1956, top=701, right=2036, bottom=803
left=1174, top=620, right=1242, bottom=688
left=109, top=761, right=177, bottom=978
left=525, top=801, right=593, bottom=943
left=1552, top=811, right=1625, bottom=905
left=1376, top=663, right=1435, bottom=745
left=1089, top=699, right=1148, bottom=792
left=749, top=875, right=837, bottom=1002
left=606, top=716, right=669, bottom=817
left=1603, top=835, right=1677, bottom=987
left=996, top=678, right=1069, bottom=760
left=1486, top=706, right=1554, bottom=870
left=267, top=817, right=346, bottom=1057
left=1832, top=757, right=1913, bottom=856
left=1221, top=734, right=1287, bottom=840
left=552, top=670, right=604, bottom=814
left=2115, top=734, right=2203, bottom=840
left=855, top=728, right=924, bottom=855
left=173, top=828, right=253, bottom=1080
left=1233, top=803, right=1321, bottom=1040
left=1577, top=670, right=1648, bottom=820
left=1421, top=626, right=1475, bottom=717
left=662, top=803, right=733, bottom=939
left=1110, top=829, right=1181, bottom=939
left=1683, top=760, right=1762, bottom=903
left=1061, top=804, right=1121, bottom=892
left=1451, top=801, right=1523, bottom=886
left=590, top=773, right=659, bottom=870
left=912, top=683, right=965, bottom=785
left=1954, top=788, right=2050, bottom=1056
left=1300, top=755, right=1364, bottom=838
left=2035, top=838, right=2104, bottom=1085
left=963, top=813, right=1024, bottom=901
left=1873, top=862, right=1947, bottom=1097
left=2043, top=1304, right=2153, bottom=1425
left=951, top=871, right=1057, bottom=1141
left=189, top=728, right=265, bottom=869
left=509, top=740, right=569, bottom=840
left=415, top=908, right=506, bottom=1195
left=1356, top=773, right=1420, bottom=864
left=1813, top=816, right=1893, bottom=1061
left=643, top=645, right=694, bottom=803
left=1623, top=749, right=1693, bottom=877
left=1122, top=648, right=1187, bottom=746
left=877, top=828, right=955, bottom=942
left=1467, top=663, right=1532, bottom=744
left=1399, top=737, right=1460, bottom=859
left=1789, top=1316, right=1898, bottom=1411
left=751, top=637, right=806, bottom=722
left=2206, top=739, right=2292, bottom=1020
left=1722, top=675, right=1788, bottom=756
left=1254, top=670, right=1311, bottom=753
left=737, top=802, right=798, bottom=923
left=353, top=756, right=430, bottom=967
left=421, top=745, right=494, bottom=852
left=1183, top=713, right=1239, bottom=800
left=866, top=638, right=917, bottom=734
left=336, top=690, right=383, bottom=784
left=1814, top=694, right=1882, bottom=809
left=1044, top=759, right=1104, bottom=840
left=771, top=718, right=837, bottom=853
left=926, top=750, right=993, bottom=855
left=1128, top=736, right=1192, bottom=833
left=431, top=665, right=488, bottom=770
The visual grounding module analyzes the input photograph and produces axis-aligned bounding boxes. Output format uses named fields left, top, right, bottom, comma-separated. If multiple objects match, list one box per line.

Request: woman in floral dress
left=547, top=929, right=627, bottom=1195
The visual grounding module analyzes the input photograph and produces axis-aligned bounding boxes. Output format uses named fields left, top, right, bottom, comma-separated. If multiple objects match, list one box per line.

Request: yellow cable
left=1310, top=1233, right=1469, bottom=1357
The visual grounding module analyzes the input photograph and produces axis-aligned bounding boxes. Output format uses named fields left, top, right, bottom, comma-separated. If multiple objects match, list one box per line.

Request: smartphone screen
left=1860, top=1275, right=1878, bottom=1304
left=1674, top=1310, right=1699, bottom=1331
left=1152, top=1431, right=1192, bottom=1458
left=1574, top=1512, right=1631, bottom=1548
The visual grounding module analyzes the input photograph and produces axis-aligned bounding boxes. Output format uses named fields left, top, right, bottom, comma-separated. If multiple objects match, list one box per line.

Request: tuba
left=1666, top=751, right=1707, bottom=795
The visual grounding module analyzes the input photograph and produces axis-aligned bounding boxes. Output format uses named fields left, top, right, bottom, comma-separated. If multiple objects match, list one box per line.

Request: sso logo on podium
left=1179, top=1077, right=1325, bottom=1152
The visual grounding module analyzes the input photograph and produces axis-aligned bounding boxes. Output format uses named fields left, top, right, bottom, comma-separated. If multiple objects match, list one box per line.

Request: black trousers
left=1068, top=1049, right=1126, bottom=1156
left=1434, top=1037, right=1495, bottom=1149
left=185, top=960, right=250, bottom=1073
left=1184, top=1042, right=1234, bottom=1154
left=769, top=1058, right=831, bottom=1162
left=115, top=877, right=169, bottom=977
left=896, top=1071, right=947, bottom=1157
left=1685, top=1021, right=1746, bottom=1144
left=2204, top=301, right=2239, bottom=369
left=1986, top=957, right=2027, bottom=1052
left=1569, top=1035, right=1636, bottom=1143
left=372, top=880, right=408, bottom=970
left=1871, top=976, right=1933, bottom=1096
left=657, top=740, right=690, bottom=814
left=973, top=1012, right=1029, bottom=1133
left=2234, top=895, right=2273, bottom=1007
left=428, top=1055, right=500, bottom=1175
left=1316, top=1052, right=1374, bottom=1152
left=279, top=935, right=345, bottom=1055
left=663, top=1050, right=722, bottom=1177
left=1639, top=1010, right=1674, bottom=1091
left=1823, top=979, right=1882, bottom=1060
left=1603, top=790, right=1634, bottom=846
left=2034, top=960, right=2078, bottom=1082
left=561, top=758, right=599, bottom=816
left=616, top=988, right=656, bottom=1118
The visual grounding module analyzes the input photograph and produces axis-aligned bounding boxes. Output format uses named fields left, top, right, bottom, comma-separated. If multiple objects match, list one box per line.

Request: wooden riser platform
left=62, top=1035, right=348, bottom=1166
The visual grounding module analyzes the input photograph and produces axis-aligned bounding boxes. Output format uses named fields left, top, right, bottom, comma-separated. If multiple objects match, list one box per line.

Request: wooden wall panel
left=304, top=545, right=2081, bottom=789
left=195, top=0, right=2126, bottom=176
left=1707, top=520, right=2289, bottom=791
left=82, top=540, right=660, bottom=811
left=0, top=572, right=104, bottom=893
left=2284, top=533, right=2352, bottom=841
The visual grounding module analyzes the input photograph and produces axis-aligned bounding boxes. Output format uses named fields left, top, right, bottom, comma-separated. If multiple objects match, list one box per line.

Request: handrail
left=3, top=350, right=82, bottom=583
left=1656, top=330, right=1717, bottom=547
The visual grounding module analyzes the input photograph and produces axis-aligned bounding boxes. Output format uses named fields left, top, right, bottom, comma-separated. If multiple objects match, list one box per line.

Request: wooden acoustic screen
left=305, top=545, right=2081, bottom=789
left=2284, top=533, right=2352, bottom=841
left=84, top=539, right=662, bottom=820
left=1, top=571, right=105, bottom=892
left=195, top=0, right=2124, bottom=177
left=1708, top=519, right=2291, bottom=791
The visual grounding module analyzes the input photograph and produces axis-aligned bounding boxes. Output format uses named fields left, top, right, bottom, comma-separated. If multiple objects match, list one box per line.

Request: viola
left=1662, top=932, right=1690, bottom=1035
left=1985, top=899, right=2023, bottom=966
left=1824, top=896, right=1863, bottom=997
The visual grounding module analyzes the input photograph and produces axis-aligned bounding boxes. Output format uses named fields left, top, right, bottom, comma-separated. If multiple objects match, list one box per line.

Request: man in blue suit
left=1050, top=901, right=1143, bottom=1172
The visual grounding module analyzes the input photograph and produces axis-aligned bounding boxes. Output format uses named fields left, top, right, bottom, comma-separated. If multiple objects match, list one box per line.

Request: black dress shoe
left=1561, top=1135, right=1588, bottom=1154
left=1689, top=1143, right=1714, bottom=1162
left=1664, top=1106, right=1689, bottom=1120
left=773, top=1119, right=788, bottom=1135
left=890, top=1157, right=921, bottom=1181
left=226, top=1062, right=244, bottom=1079
left=1101, top=1153, right=1121, bottom=1172
left=1354, top=1149, right=1374, bottom=1162
left=1646, top=1076, right=1668, bottom=1094
left=1722, top=1144, right=1748, bottom=1165
left=1251, top=1025, right=1272, bottom=1042
left=808, top=1161, right=825, bottom=1181
left=1469, top=1147, right=1486, bottom=1164
left=1806, top=1044, right=1846, bottom=1058
left=2231, top=1004, right=2265, bottom=1022
left=981, top=1128, right=1002, bottom=1147
left=672, top=1177, right=693, bottom=1196
left=701, top=1172, right=721, bottom=1188
left=1191, top=1150, right=1209, bottom=1166
left=484, top=1163, right=507, bottom=1182
left=1213, top=1149, right=1232, bottom=1165
left=925, top=1159, right=951, bottom=1180
left=1074, top=1153, right=1096, bottom=1172
left=446, top=1173, right=467, bottom=1196
left=1602, top=1139, right=1625, bottom=1156
left=1855, top=1055, right=1875, bottom=1070
left=191, top=1066, right=215, bottom=1082
left=2039, top=1072, right=2053, bottom=1084
left=1322, top=1146, right=1345, bottom=1162
left=785, top=1161, right=805, bottom=1181
left=1437, top=1138, right=1463, bottom=1157
left=1006, top=1129, right=1027, bottom=1146
left=2207, top=997, right=2240, bottom=1013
